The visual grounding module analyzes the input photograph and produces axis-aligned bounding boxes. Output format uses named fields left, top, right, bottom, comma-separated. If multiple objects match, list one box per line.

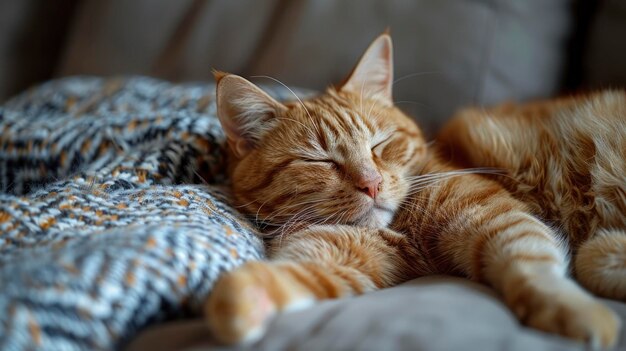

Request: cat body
left=205, top=35, right=625, bottom=348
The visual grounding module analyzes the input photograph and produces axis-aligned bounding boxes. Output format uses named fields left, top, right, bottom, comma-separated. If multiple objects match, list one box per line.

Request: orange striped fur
left=205, top=34, right=625, bottom=348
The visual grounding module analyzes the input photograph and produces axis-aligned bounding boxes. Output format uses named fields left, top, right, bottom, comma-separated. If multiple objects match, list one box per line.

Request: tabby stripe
left=267, top=189, right=319, bottom=212
left=331, top=265, right=365, bottom=293
left=281, top=263, right=327, bottom=298
left=334, top=113, right=355, bottom=137
left=498, top=230, right=554, bottom=248
left=508, top=253, right=557, bottom=263
left=256, top=263, right=292, bottom=305
left=396, top=127, right=421, bottom=138
left=317, top=126, right=329, bottom=151
left=419, top=228, right=452, bottom=273
left=320, top=115, right=341, bottom=139
left=350, top=110, right=370, bottom=135
left=501, top=254, right=559, bottom=274
left=389, top=146, right=407, bottom=165
left=401, top=145, right=422, bottom=167
left=367, top=268, right=385, bottom=289
left=472, top=214, right=529, bottom=249
left=244, top=158, right=294, bottom=194
left=471, top=215, right=528, bottom=281
left=459, top=184, right=504, bottom=205
left=330, top=93, right=355, bottom=110
left=360, top=113, right=376, bottom=134
left=301, top=262, right=342, bottom=298
left=317, top=97, right=347, bottom=116
left=314, top=101, right=355, bottom=137
left=345, top=110, right=360, bottom=130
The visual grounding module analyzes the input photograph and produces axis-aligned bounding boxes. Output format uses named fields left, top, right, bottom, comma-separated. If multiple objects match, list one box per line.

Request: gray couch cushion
left=126, top=276, right=626, bottom=351
left=58, top=0, right=572, bottom=134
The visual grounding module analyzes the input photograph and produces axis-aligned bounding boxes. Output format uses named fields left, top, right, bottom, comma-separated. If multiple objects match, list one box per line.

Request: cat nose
left=356, top=172, right=382, bottom=199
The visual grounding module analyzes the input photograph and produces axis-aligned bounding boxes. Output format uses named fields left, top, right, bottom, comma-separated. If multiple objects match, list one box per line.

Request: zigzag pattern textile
left=0, top=77, right=304, bottom=350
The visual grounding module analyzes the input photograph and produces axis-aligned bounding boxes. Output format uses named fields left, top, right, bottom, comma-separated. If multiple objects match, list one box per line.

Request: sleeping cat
left=205, top=34, right=625, bottom=348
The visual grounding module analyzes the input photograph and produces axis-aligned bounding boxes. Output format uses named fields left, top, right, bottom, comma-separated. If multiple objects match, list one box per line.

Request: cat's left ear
left=340, top=33, right=394, bottom=106
left=214, top=71, right=287, bottom=158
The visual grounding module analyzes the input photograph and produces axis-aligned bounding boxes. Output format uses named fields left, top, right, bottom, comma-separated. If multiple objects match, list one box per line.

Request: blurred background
left=1, top=0, right=625, bottom=134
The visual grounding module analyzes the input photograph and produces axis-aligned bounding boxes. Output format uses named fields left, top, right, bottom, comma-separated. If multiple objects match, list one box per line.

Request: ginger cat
left=205, top=34, right=625, bottom=349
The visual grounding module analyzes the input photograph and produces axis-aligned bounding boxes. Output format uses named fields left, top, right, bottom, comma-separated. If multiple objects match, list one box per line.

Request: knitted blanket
left=0, top=77, right=301, bottom=350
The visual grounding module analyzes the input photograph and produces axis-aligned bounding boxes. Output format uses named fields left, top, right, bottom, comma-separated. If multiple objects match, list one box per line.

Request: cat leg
left=408, top=173, right=622, bottom=349
left=576, top=228, right=626, bottom=300
left=204, top=225, right=416, bottom=345
left=455, top=210, right=620, bottom=349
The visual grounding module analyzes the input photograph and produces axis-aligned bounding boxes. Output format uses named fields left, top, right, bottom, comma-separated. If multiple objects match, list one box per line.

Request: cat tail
left=204, top=225, right=416, bottom=345
left=576, top=228, right=626, bottom=300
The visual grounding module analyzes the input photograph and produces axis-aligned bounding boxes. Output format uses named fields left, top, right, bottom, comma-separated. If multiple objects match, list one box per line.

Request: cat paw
left=204, top=261, right=314, bottom=345
left=205, top=263, right=278, bottom=344
left=506, top=277, right=621, bottom=349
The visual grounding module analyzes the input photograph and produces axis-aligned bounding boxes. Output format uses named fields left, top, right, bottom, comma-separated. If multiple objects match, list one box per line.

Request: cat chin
left=359, top=207, right=395, bottom=228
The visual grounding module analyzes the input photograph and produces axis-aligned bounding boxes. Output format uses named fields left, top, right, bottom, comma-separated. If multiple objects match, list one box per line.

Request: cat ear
left=214, top=71, right=287, bottom=157
left=340, top=33, right=394, bottom=106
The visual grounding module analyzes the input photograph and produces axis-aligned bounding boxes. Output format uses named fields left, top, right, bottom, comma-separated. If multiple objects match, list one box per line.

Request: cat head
left=215, top=34, right=427, bottom=233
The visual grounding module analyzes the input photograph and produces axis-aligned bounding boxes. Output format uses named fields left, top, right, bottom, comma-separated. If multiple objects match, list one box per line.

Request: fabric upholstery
left=57, top=0, right=573, bottom=133
left=127, top=276, right=626, bottom=351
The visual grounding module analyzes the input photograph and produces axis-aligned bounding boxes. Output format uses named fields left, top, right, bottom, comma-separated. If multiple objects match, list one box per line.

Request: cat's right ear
left=340, top=34, right=394, bottom=106
left=214, top=71, right=287, bottom=158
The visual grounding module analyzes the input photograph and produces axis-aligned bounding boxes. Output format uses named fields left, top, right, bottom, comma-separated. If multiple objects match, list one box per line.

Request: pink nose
left=356, top=173, right=382, bottom=198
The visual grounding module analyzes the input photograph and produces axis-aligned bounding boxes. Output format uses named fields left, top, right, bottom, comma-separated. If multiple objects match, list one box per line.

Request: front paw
left=506, top=277, right=621, bottom=349
left=204, top=261, right=314, bottom=345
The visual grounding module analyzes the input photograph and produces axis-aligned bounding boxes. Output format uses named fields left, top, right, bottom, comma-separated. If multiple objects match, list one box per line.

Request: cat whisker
left=392, top=71, right=441, bottom=86
left=262, top=206, right=317, bottom=228
left=261, top=197, right=328, bottom=223
left=276, top=116, right=318, bottom=137
left=279, top=203, right=319, bottom=225
left=274, top=202, right=354, bottom=245
left=233, top=198, right=259, bottom=209
left=404, top=167, right=504, bottom=180
left=274, top=207, right=321, bottom=246
left=360, top=80, right=366, bottom=117
left=400, top=169, right=507, bottom=196
left=407, top=184, right=444, bottom=196
left=334, top=209, right=350, bottom=226
left=366, top=103, right=378, bottom=124
left=254, top=198, right=273, bottom=224
left=404, top=168, right=505, bottom=187
left=192, top=169, right=210, bottom=186
left=396, top=203, right=428, bottom=218
left=250, top=75, right=321, bottom=136
left=406, top=182, right=442, bottom=191
left=267, top=208, right=315, bottom=237
left=393, top=100, right=431, bottom=109
left=256, top=200, right=317, bottom=225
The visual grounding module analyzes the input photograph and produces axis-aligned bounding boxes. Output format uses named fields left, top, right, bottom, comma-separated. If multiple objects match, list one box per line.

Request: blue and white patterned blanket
left=0, top=77, right=299, bottom=350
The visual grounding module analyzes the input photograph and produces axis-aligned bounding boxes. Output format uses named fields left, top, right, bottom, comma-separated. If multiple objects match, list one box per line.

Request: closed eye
left=371, top=137, right=391, bottom=151
left=303, top=158, right=336, bottom=164
left=302, top=158, right=339, bottom=168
